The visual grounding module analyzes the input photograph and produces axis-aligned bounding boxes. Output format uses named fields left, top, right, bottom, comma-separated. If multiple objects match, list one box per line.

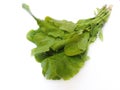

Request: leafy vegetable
left=41, top=52, right=88, bottom=80
left=23, top=4, right=112, bottom=80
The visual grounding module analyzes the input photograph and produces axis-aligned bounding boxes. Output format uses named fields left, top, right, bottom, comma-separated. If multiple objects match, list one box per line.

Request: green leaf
left=99, top=29, right=103, bottom=41
left=47, top=29, right=64, bottom=38
left=34, top=53, right=49, bottom=63
left=41, top=52, right=88, bottom=80
left=22, top=3, right=31, bottom=14
left=45, top=16, right=75, bottom=32
left=77, top=32, right=90, bottom=50
left=51, top=32, right=76, bottom=51
left=64, top=32, right=89, bottom=56
left=26, top=30, right=36, bottom=42
left=34, top=49, right=56, bottom=62
left=51, top=39, right=67, bottom=51
left=51, top=38, right=71, bottom=51
left=31, top=32, right=55, bottom=55
left=38, top=20, right=64, bottom=38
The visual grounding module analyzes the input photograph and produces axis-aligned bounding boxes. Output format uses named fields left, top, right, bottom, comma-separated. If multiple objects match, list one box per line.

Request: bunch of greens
left=23, top=4, right=112, bottom=80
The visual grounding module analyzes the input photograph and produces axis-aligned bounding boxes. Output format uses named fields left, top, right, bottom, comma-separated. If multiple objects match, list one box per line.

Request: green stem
left=22, top=3, right=42, bottom=26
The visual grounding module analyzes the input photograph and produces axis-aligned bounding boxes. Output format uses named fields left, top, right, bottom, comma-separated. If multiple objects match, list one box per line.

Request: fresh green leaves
left=23, top=4, right=112, bottom=80
left=41, top=52, right=88, bottom=80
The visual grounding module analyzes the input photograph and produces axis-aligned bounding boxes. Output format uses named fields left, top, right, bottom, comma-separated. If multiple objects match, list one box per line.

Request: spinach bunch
left=23, top=4, right=112, bottom=80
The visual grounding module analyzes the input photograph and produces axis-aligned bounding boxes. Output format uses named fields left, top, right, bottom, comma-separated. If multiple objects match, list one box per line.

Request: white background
left=0, top=0, right=120, bottom=90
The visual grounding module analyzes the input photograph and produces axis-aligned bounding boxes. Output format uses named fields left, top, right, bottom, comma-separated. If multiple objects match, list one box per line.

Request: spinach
left=23, top=4, right=112, bottom=80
